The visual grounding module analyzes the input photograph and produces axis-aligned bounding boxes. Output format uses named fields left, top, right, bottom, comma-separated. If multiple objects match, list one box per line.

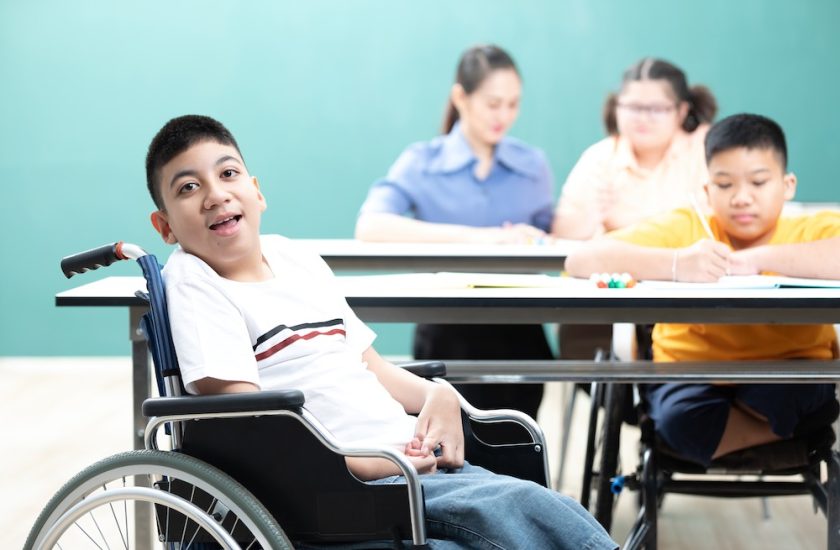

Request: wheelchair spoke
left=120, top=497, right=129, bottom=550
left=103, top=488, right=129, bottom=548
left=154, top=489, right=166, bottom=544
left=88, top=511, right=111, bottom=550
left=109, top=506, right=128, bottom=550
left=73, top=520, right=106, bottom=550
left=184, top=496, right=221, bottom=548
left=177, top=484, right=196, bottom=546
left=183, top=518, right=203, bottom=549
left=115, top=477, right=130, bottom=550
left=121, top=477, right=130, bottom=550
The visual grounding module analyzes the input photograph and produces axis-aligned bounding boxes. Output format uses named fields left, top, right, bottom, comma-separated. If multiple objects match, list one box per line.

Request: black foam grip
left=60, top=242, right=121, bottom=278
left=398, top=360, right=447, bottom=378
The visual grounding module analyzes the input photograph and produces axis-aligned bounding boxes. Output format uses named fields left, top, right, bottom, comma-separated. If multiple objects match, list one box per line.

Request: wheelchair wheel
left=580, top=381, right=604, bottom=509
left=591, top=382, right=627, bottom=532
left=25, top=449, right=293, bottom=550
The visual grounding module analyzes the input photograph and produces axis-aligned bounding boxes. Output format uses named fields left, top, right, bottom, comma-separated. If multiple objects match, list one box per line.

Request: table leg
left=130, top=306, right=151, bottom=449
left=129, top=306, right=153, bottom=550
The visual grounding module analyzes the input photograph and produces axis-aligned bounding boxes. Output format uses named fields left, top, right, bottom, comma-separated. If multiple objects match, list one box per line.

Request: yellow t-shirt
left=608, top=208, right=840, bottom=362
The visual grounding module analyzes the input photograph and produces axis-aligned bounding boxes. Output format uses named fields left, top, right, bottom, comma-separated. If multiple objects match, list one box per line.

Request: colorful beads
left=589, top=272, right=636, bottom=288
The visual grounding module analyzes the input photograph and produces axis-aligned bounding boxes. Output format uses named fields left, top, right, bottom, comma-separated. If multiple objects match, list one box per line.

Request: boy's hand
left=413, top=385, right=465, bottom=468
left=728, top=247, right=761, bottom=275
left=677, top=239, right=732, bottom=282
left=403, top=445, right=438, bottom=474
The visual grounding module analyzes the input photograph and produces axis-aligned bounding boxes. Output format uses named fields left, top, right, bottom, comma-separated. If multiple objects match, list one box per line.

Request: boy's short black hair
left=704, top=113, right=787, bottom=170
left=145, top=115, right=243, bottom=209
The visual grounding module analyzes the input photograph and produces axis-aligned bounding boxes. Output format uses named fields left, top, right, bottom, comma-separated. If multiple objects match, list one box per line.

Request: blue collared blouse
left=359, top=124, right=555, bottom=231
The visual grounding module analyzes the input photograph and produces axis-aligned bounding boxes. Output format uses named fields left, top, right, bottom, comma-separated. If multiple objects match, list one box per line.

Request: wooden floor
left=3, top=357, right=827, bottom=549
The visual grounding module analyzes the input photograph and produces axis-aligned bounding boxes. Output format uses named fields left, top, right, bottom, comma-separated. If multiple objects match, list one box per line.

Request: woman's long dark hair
left=603, top=57, right=717, bottom=135
left=441, top=45, right=519, bottom=134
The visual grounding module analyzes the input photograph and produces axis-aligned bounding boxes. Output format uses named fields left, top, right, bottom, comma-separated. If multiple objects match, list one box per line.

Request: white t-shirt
left=162, top=234, right=418, bottom=449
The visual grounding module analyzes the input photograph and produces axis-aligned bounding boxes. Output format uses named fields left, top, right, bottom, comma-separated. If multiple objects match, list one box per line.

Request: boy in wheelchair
left=566, top=113, right=840, bottom=468
left=145, top=114, right=617, bottom=549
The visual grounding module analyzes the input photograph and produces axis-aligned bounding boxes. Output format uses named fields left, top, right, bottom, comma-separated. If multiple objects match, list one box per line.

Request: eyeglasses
left=616, top=102, right=676, bottom=119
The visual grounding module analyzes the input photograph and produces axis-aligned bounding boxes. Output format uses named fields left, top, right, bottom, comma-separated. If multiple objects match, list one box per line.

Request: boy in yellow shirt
left=566, top=113, right=840, bottom=466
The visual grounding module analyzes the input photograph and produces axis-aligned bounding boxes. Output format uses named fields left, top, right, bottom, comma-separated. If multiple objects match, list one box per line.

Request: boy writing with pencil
left=566, top=113, right=840, bottom=466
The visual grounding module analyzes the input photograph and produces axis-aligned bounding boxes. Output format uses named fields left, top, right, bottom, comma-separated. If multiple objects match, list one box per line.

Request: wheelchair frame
left=28, top=242, right=551, bottom=549
left=582, top=323, right=840, bottom=550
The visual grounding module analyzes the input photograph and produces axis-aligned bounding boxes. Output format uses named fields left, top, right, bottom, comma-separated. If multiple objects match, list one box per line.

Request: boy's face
left=704, top=146, right=796, bottom=249
left=150, top=140, right=267, bottom=279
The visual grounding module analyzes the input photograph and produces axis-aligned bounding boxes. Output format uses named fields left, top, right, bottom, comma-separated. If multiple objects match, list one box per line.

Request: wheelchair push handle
left=61, top=241, right=147, bottom=278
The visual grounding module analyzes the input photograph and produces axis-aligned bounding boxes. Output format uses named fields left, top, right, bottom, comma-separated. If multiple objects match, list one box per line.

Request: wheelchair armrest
left=142, top=389, right=305, bottom=417
left=397, top=360, right=447, bottom=378
left=462, top=404, right=545, bottom=445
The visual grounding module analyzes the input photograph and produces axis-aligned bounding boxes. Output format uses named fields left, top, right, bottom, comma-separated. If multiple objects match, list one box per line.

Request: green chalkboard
left=2, top=0, right=838, bottom=356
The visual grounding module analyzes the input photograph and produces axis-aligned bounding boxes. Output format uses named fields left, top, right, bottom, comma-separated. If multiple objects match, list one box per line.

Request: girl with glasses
left=552, top=58, right=717, bottom=240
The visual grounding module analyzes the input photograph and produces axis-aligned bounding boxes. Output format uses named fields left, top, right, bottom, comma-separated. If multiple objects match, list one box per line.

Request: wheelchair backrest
left=135, top=254, right=186, bottom=398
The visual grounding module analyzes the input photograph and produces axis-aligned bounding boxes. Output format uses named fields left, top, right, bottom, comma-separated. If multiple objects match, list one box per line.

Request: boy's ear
left=150, top=211, right=178, bottom=244
left=252, top=176, right=267, bottom=212
left=783, top=172, right=797, bottom=201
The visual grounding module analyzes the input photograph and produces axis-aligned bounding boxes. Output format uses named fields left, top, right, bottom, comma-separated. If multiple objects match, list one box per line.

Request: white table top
left=56, top=273, right=840, bottom=324
left=294, top=239, right=581, bottom=272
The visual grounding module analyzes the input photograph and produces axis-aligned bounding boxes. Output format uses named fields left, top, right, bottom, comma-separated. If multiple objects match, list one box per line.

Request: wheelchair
left=580, top=323, right=840, bottom=550
left=28, top=242, right=551, bottom=549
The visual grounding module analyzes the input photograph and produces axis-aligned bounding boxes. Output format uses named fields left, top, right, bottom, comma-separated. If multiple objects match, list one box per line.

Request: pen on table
left=689, top=193, right=715, bottom=240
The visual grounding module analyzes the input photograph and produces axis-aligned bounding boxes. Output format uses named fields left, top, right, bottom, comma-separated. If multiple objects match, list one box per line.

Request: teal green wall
left=2, top=1, right=839, bottom=356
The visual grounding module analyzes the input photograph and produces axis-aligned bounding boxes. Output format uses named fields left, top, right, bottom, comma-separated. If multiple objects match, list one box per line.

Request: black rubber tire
left=580, top=382, right=604, bottom=509
left=25, top=449, right=293, bottom=549
left=593, top=382, right=627, bottom=532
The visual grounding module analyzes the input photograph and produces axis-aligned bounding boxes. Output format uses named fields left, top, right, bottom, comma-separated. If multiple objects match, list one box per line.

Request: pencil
left=689, top=193, right=714, bottom=239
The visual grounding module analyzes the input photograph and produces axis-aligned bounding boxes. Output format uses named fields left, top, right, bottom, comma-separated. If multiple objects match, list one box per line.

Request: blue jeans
left=371, top=462, right=617, bottom=550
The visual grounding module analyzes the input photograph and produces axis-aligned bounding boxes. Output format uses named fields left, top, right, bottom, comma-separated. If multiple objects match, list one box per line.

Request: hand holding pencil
left=673, top=192, right=735, bottom=280
left=673, top=239, right=733, bottom=282
left=686, top=193, right=762, bottom=276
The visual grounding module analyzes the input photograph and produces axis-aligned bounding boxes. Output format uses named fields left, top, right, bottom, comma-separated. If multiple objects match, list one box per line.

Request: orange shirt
left=556, top=126, right=709, bottom=238
left=608, top=208, right=840, bottom=362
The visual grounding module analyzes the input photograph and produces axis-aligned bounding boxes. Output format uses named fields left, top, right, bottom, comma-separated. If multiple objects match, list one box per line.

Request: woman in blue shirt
left=356, top=45, right=554, bottom=438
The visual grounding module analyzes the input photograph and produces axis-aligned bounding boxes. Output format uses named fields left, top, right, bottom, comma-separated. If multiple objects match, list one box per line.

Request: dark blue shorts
left=644, top=383, right=836, bottom=467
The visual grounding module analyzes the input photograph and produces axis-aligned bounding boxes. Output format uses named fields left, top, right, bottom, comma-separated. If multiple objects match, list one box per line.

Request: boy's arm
left=566, top=237, right=733, bottom=282
left=730, top=237, right=840, bottom=279
left=362, top=346, right=465, bottom=467
left=192, top=378, right=260, bottom=394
